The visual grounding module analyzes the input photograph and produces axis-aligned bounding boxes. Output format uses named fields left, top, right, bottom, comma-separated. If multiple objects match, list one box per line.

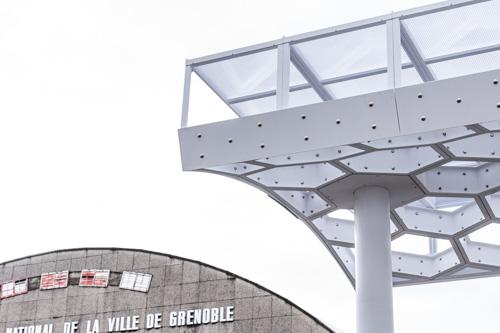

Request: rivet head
left=371, top=124, right=377, bottom=130
left=369, top=102, right=374, bottom=107
left=228, top=138, right=233, bottom=143
left=420, top=116, right=426, bottom=121
left=304, top=136, right=309, bottom=141
left=336, top=119, right=341, bottom=125
left=494, top=80, right=498, bottom=85
left=260, top=144, right=265, bottom=149
left=197, top=133, right=202, bottom=138
left=301, top=114, right=306, bottom=119
left=456, top=98, right=462, bottom=103
left=418, top=93, right=423, bottom=99
left=496, top=103, right=500, bottom=109
left=199, top=154, right=204, bottom=159
left=257, top=122, right=262, bottom=127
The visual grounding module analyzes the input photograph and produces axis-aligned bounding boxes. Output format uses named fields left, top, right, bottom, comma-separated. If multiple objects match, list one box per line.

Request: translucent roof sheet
left=185, top=0, right=500, bottom=121
left=292, top=24, right=388, bottom=80
left=402, top=0, right=500, bottom=59
left=195, top=48, right=277, bottom=100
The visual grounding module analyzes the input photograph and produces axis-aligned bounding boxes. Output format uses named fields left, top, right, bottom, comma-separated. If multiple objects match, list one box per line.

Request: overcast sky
left=1, top=1, right=500, bottom=332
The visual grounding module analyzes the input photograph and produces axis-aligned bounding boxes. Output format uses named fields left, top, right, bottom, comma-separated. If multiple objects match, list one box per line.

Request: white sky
left=1, top=1, right=500, bottom=332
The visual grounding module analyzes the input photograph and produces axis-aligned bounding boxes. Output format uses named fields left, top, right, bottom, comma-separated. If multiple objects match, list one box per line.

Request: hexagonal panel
left=257, top=145, right=362, bottom=165
left=319, top=174, right=423, bottom=209
left=391, top=235, right=459, bottom=277
left=417, top=162, right=500, bottom=194
left=395, top=197, right=485, bottom=235
left=485, top=192, right=500, bottom=217
left=446, top=133, right=500, bottom=158
left=247, top=162, right=344, bottom=188
left=314, top=209, right=399, bottom=246
left=274, top=190, right=330, bottom=217
left=340, top=146, right=443, bottom=174
left=461, top=224, right=500, bottom=266
left=206, top=162, right=264, bottom=175
left=480, top=120, right=500, bottom=131
left=331, top=245, right=355, bottom=276
left=364, top=126, right=473, bottom=149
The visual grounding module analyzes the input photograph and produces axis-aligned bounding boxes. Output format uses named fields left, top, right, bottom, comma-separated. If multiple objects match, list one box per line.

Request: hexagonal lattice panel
left=460, top=223, right=500, bottom=267
left=391, top=235, right=459, bottom=277
left=247, top=162, right=345, bottom=188
left=395, top=197, right=485, bottom=235
left=274, top=190, right=331, bottom=218
left=314, top=209, right=400, bottom=246
left=340, top=146, right=443, bottom=174
left=417, top=162, right=500, bottom=194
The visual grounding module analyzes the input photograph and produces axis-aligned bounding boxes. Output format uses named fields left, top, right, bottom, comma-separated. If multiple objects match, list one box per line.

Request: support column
left=354, top=186, right=394, bottom=333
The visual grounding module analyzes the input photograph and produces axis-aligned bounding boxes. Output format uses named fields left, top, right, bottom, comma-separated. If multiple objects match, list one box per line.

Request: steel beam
left=387, top=18, right=402, bottom=88
left=181, top=65, right=192, bottom=128
left=226, top=42, right=500, bottom=106
left=277, top=43, right=291, bottom=109
left=290, top=46, right=334, bottom=101
left=400, top=21, right=435, bottom=82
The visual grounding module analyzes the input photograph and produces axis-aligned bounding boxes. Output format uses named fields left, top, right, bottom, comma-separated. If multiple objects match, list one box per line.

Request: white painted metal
left=179, top=68, right=500, bottom=170
left=290, top=46, right=333, bottom=101
left=276, top=42, right=291, bottom=109
left=400, top=21, right=435, bottom=82
left=179, top=89, right=400, bottom=170
left=181, top=65, right=192, bottom=128
left=354, top=187, right=394, bottom=333
left=179, top=0, right=500, bottom=292
left=387, top=18, right=402, bottom=88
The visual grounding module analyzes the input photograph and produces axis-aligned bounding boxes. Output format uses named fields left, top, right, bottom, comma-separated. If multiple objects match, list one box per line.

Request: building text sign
left=5, top=306, right=235, bottom=333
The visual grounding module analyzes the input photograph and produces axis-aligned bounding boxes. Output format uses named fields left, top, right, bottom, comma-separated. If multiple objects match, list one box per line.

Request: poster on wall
left=40, top=271, right=69, bottom=290
left=79, top=269, right=110, bottom=287
left=1, top=279, right=27, bottom=299
left=119, top=271, right=152, bottom=292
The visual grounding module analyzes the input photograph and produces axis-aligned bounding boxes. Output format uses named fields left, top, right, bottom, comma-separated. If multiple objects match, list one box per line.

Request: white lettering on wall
left=63, top=322, right=78, bottom=333
left=85, top=320, right=99, bottom=333
left=169, top=306, right=235, bottom=327
left=5, top=306, right=235, bottom=333
left=145, top=314, right=162, bottom=330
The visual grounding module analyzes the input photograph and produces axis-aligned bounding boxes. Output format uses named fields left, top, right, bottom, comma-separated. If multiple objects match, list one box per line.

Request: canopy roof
left=178, top=0, right=500, bottom=287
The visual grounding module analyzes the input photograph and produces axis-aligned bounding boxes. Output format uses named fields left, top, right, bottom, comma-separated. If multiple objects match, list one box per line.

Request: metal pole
left=180, top=65, right=192, bottom=128
left=354, top=186, right=394, bottom=333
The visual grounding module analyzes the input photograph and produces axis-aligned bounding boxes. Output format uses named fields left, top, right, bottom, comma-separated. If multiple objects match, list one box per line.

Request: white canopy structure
left=178, top=1, right=500, bottom=332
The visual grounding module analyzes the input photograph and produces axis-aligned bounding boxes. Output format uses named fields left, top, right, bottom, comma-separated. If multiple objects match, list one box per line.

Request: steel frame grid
left=181, top=0, right=497, bottom=128
left=179, top=1, right=500, bottom=332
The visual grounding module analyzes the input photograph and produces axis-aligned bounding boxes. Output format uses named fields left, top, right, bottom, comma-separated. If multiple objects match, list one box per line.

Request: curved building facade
left=0, top=248, right=334, bottom=333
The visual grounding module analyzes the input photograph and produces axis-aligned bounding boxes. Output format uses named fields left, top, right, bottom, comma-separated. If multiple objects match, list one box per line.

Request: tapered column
left=354, top=186, right=394, bottom=333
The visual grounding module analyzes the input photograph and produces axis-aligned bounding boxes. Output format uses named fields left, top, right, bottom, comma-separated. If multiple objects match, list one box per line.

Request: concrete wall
left=0, top=248, right=333, bottom=333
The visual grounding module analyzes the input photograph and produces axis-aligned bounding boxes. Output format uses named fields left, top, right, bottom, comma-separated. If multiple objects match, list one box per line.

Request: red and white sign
left=0, top=281, right=14, bottom=299
left=79, top=269, right=110, bottom=287
left=40, top=271, right=69, bottom=290
left=1, top=279, right=27, bottom=299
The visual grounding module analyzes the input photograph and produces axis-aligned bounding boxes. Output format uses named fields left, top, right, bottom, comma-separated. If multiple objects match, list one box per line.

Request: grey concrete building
left=0, top=248, right=334, bottom=333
